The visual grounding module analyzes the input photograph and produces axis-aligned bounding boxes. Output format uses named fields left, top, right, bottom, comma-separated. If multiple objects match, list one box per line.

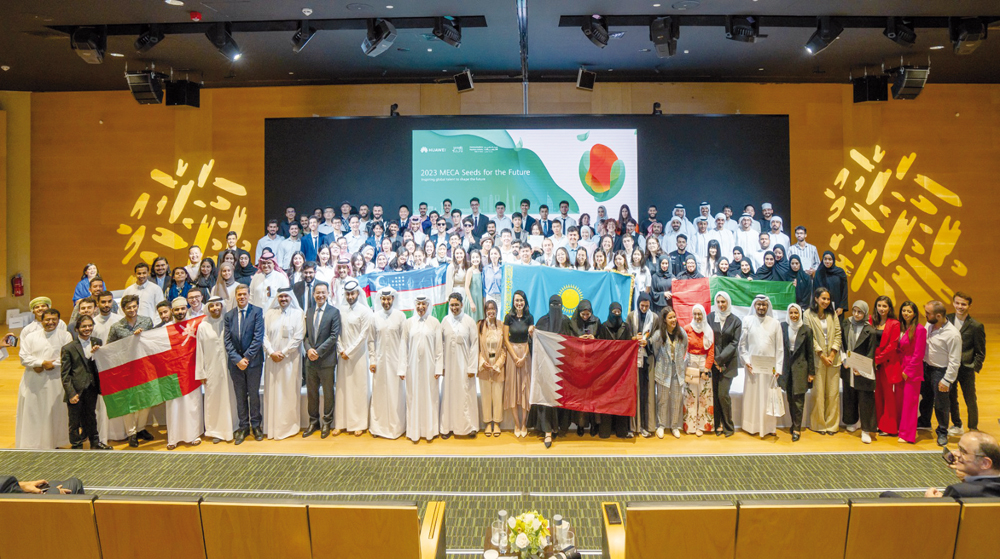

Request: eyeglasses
left=464, top=224, right=473, bottom=228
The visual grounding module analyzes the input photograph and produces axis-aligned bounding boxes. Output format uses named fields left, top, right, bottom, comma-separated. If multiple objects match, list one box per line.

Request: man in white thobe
left=767, top=216, right=791, bottom=249
left=334, top=279, right=376, bottom=436
left=249, top=251, right=290, bottom=310
left=738, top=295, right=784, bottom=437
left=689, top=217, right=712, bottom=266
left=22, top=296, right=68, bottom=339
left=15, top=309, right=72, bottom=449
left=164, top=297, right=204, bottom=449
left=197, top=297, right=238, bottom=443
left=662, top=216, right=684, bottom=252
left=403, top=296, right=443, bottom=442
left=369, top=287, right=407, bottom=439
left=262, top=288, right=305, bottom=440
left=710, top=213, right=736, bottom=260
left=734, top=213, right=760, bottom=254
left=439, top=293, right=480, bottom=438
left=671, top=204, right=695, bottom=237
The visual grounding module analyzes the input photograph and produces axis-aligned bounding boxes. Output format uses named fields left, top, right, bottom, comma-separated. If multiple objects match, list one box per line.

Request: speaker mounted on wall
left=577, top=68, right=596, bottom=91
left=454, top=69, right=474, bottom=93
left=852, top=75, right=889, bottom=103
left=165, top=80, right=201, bottom=107
left=890, top=66, right=929, bottom=100
left=125, top=71, right=166, bottom=105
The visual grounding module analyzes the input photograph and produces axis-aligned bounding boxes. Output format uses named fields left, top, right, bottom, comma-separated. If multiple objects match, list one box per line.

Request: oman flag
left=94, top=316, right=204, bottom=418
left=671, top=276, right=797, bottom=325
left=529, top=330, right=639, bottom=416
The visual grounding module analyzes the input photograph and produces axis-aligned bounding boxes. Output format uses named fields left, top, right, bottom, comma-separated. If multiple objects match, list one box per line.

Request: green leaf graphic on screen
left=577, top=131, right=590, bottom=141
left=578, top=144, right=626, bottom=202
left=515, top=138, right=522, bottom=151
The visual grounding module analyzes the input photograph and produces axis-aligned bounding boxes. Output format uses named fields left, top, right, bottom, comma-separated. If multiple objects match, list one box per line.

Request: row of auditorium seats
left=0, top=494, right=447, bottom=559
left=601, top=497, right=1000, bottom=559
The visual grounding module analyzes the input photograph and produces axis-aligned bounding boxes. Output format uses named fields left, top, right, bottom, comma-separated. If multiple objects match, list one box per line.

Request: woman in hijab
left=649, top=307, right=688, bottom=438
left=650, top=256, right=673, bottom=315
left=737, top=259, right=755, bottom=279
left=235, top=252, right=256, bottom=286
left=717, top=257, right=730, bottom=278
left=780, top=303, right=814, bottom=441
left=596, top=302, right=634, bottom=439
left=683, top=304, right=715, bottom=436
left=753, top=251, right=778, bottom=281
left=729, top=247, right=753, bottom=277
left=675, top=254, right=703, bottom=280
left=812, top=251, right=848, bottom=316
left=568, top=300, right=601, bottom=437
left=527, top=294, right=570, bottom=448
left=771, top=245, right=793, bottom=281
left=788, top=255, right=813, bottom=308
left=842, top=300, right=878, bottom=443
left=708, top=292, right=741, bottom=437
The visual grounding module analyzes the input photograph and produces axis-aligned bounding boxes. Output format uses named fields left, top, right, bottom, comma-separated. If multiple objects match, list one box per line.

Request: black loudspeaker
left=852, top=75, right=888, bottom=103
left=454, top=69, right=474, bottom=93
left=576, top=68, right=596, bottom=91
left=165, top=80, right=201, bottom=107
left=891, top=67, right=929, bottom=100
left=125, top=72, right=164, bottom=105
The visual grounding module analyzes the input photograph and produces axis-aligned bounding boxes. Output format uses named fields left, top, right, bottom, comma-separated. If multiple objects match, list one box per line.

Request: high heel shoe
left=543, top=435, right=552, bottom=448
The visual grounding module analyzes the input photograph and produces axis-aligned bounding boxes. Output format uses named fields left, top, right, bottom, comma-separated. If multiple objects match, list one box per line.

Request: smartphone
left=942, top=447, right=955, bottom=465
left=3, top=334, right=16, bottom=347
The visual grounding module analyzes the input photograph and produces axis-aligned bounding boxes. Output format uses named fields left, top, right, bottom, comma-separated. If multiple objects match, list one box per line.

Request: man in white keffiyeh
left=738, top=294, right=785, bottom=437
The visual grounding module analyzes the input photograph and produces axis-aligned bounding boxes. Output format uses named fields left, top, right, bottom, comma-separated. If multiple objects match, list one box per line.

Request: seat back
left=94, top=495, right=206, bottom=559
left=199, top=497, right=312, bottom=559
left=954, top=497, right=1000, bottom=559
left=845, top=498, right=960, bottom=559
left=419, top=501, right=447, bottom=559
left=307, top=501, right=420, bottom=559
left=0, top=494, right=101, bottom=559
left=626, top=500, right=737, bottom=559
left=735, top=499, right=849, bottom=559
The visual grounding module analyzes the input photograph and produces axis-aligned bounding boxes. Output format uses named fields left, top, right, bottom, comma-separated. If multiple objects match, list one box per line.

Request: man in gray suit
left=304, top=283, right=341, bottom=438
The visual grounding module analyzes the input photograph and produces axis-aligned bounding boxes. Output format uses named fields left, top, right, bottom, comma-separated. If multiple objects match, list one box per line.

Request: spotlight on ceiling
left=134, top=24, right=165, bottom=53
left=582, top=14, right=609, bottom=48
left=433, top=17, right=461, bottom=47
left=292, top=20, right=316, bottom=53
left=206, top=22, right=241, bottom=61
left=804, top=16, right=843, bottom=55
left=454, top=68, right=474, bottom=92
left=652, top=102, right=662, bottom=115
left=362, top=18, right=397, bottom=57
left=949, top=17, right=987, bottom=55
left=883, top=17, right=916, bottom=47
left=389, top=103, right=399, bottom=116
left=649, top=16, right=679, bottom=58
left=725, top=15, right=766, bottom=43
left=71, top=26, right=107, bottom=64
left=125, top=71, right=166, bottom=104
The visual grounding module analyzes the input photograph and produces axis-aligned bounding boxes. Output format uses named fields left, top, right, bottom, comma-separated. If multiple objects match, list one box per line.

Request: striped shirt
left=787, top=242, right=820, bottom=272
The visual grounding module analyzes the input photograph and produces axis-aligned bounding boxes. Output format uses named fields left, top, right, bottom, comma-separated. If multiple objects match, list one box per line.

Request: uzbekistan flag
left=358, top=265, right=451, bottom=320
left=501, top=264, right=633, bottom=322
left=671, top=276, right=796, bottom=325
left=94, top=316, right=204, bottom=418
left=530, top=330, right=639, bottom=416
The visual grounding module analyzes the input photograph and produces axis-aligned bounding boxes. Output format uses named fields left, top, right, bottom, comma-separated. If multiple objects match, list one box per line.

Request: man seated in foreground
left=0, top=476, right=84, bottom=494
left=926, top=431, right=1000, bottom=498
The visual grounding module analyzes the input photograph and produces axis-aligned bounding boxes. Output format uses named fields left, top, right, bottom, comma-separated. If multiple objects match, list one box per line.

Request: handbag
left=766, top=375, right=786, bottom=417
left=684, top=367, right=701, bottom=384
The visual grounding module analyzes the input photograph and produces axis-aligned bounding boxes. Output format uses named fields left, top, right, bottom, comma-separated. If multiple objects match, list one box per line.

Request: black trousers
left=841, top=367, right=876, bottom=433
left=229, top=363, right=263, bottom=430
left=597, top=414, right=631, bottom=438
left=712, top=370, right=735, bottom=434
left=788, top=393, right=806, bottom=432
left=67, top=384, right=99, bottom=447
left=948, top=368, right=978, bottom=430
left=637, top=365, right=651, bottom=431
left=305, top=362, right=336, bottom=427
left=918, top=365, right=953, bottom=437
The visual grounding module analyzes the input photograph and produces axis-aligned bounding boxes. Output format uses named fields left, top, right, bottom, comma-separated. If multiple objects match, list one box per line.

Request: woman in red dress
left=870, top=295, right=903, bottom=436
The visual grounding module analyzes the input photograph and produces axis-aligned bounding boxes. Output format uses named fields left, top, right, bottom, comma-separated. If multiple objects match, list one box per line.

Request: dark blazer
left=537, top=218, right=553, bottom=237
left=707, top=312, right=742, bottom=378
left=944, top=477, right=1000, bottom=499
left=468, top=213, right=489, bottom=238
left=522, top=215, right=537, bottom=234
left=300, top=233, right=325, bottom=262
left=841, top=317, right=876, bottom=392
left=945, top=313, right=986, bottom=373
left=304, top=303, right=342, bottom=368
left=780, top=323, right=815, bottom=395
left=292, top=279, right=329, bottom=311
left=224, top=304, right=266, bottom=369
left=60, top=336, right=103, bottom=402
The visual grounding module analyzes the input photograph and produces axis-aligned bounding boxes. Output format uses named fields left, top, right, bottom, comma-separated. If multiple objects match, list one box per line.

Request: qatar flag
left=529, top=330, right=639, bottom=416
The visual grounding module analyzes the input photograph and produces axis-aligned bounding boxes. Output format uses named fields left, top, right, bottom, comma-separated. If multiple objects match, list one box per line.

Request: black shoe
left=234, top=429, right=246, bottom=445
left=937, top=434, right=948, bottom=447
left=792, top=432, right=801, bottom=442
left=715, top=430, right=723, bottom=437
left=303, top=425, right=319, bottom=438
left=128, top=434, right=139, bottom=448
left=71, top=444, right=83, bottom=450
left=252, top=426, right=264, bottom=441
left=468, top=432, right=477, bottom=439
left=321, top=424, right=331, bottom=439
left=725, top=431, right=735, bottom=438
left=440, top=432, right=452, bottom=439
left=576, top=426, right=585, bottom=437
left=544, top=435, right=552, bottom=448
left=91, top=441, right=113, bottom=450
left=137, top=429, right=154, bottom=441
left=212, top=438, right=222, bottom=444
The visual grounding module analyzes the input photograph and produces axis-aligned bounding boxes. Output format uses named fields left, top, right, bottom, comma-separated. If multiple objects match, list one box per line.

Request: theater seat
left=0, top=493, right=101, bottom=559
left=844, top=498, right=960, bottom=559
left=199, top=496, right=312, bottom=559
left=307, top=501, right=422, bottom=559
left=954, top=497, right=1000, bottom=559
left=735, top=499, right=849, bottom=559
left=94, top=495, right=206, bottom=559
left=625, top=500, right=737, bottom=559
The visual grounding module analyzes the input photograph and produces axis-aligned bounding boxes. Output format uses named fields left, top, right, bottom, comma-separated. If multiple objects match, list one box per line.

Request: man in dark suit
left=292, top=263, right=327, bottom=313
left=925, top=431, right=1000, bottom=499
left=468, top=197, right=489, bottom=238
left=0, top=476, right=84, bottom=494
left=537, top=204, right=553, bottom=237
left=519, top=199, right=537, bottom=233
left=60, top=315, right=112, bottom=450
left=947, top=291, right=987, bottom=433
left=223, top=284, right=266, bottom=445
left=304, top=282, right=341, bottom=438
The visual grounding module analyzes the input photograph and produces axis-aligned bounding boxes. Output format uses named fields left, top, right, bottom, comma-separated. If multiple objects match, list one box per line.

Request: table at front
left=483, top=525, right=568, bottom=558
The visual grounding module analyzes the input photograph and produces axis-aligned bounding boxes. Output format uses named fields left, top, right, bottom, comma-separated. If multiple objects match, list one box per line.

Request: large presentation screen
left=265, top=114, right=790, bottom=226
left=412, top=129, right=638, bottom=219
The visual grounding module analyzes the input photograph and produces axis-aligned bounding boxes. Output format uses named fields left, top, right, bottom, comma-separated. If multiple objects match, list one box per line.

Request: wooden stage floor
left=1, top=319, right=996, bottom=457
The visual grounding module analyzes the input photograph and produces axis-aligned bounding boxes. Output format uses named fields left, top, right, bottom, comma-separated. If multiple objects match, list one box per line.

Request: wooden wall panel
left=29, top=82, right=1000, bottom=314
left=0, top=111, right=6, bottom=298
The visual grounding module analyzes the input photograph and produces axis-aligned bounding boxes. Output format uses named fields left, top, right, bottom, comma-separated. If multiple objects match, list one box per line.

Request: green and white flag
left=671, top=276, right=797, bottom=324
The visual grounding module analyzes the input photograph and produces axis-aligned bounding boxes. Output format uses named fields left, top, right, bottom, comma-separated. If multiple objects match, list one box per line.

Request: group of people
left=9, top=198, right=986, bottom=450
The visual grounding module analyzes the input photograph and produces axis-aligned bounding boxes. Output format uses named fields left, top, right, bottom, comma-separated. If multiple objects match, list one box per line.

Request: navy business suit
left=304, top=302, right=341, bottom=427
left=224, top=303, right=266, bottom=431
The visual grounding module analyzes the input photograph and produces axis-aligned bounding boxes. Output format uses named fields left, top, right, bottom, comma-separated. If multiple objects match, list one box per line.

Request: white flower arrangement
left=507, top=510, right=550, bottom=559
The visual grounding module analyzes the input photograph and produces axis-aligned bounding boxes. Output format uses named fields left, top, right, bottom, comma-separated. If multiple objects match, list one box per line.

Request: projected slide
left=412, top=129, right=638, bottom=217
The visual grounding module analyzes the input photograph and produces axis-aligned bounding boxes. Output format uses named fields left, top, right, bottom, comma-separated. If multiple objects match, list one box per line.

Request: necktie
left=307, top=282, right=314, bottom=310
left=562, top=218, right=566, bottom=231
left=239, top=308, right=246, bottom=338
left=474, top=215, right=478, bottom=229
left=544, top=221, right=549, bottom=235
left=314, top=305, right=323, bottom=340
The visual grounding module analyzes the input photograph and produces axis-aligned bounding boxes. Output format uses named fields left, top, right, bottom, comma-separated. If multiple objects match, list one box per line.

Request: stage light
left=725, top=15, right=765, bottom=43
left=433, top=17, right=461, bottom=48
left=362, top=18, right=397, bottom=57
left=205, top=22, right=241, bottom=61
left=652, top=102, right=662, bottom=115
left=389, top=103, right=399, bottom=116
left=454, top=68, right=474, bottom=92
left=582, top=15, right=609, bottom=48
left=649, top=16, right=679, bottom=58
left=883, top=17, right=916, bottom=47
left=576, top=67, right=596, bottom=91
left=134, top=24, right=165, bottom=53
left=125, top=71, right=165, bottom=104
left=949, top=17, right=987, bottom=55
left=891, top=66, right=929, bottom=100
left=292, top=20, right=316, bottom=53
left=804, top=16, right=843, bottom=55
left=71, top=26, right=106, bottom=64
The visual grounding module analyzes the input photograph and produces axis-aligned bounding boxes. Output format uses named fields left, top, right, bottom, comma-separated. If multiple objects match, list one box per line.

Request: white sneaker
left=696, top=430, right=703, bottom=437
left=948, top=426, right=964, bottom=437
left=672, top=429, right=681, bottom=439
left=861, top=431, right=872, bottom=444
left=656, top=427, right=665, bottom=439
left=846, top=424, right=859, bottom=433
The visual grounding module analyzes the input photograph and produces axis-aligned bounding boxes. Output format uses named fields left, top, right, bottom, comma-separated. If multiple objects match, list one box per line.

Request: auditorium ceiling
left=0, top=0, right=998, bottom=92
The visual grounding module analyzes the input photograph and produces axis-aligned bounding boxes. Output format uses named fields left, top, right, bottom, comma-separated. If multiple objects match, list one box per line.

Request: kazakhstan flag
left=501, top=264, right=634, bottom=322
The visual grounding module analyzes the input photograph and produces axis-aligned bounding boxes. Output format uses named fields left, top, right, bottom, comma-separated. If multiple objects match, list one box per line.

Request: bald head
left=958, top=431, right=1000, bottom=476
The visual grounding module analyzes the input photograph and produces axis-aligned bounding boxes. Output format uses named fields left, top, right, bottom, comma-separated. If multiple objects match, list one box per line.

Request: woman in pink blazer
left=871, top=296, right=903, bottom=435
left=896, top=301, right=926, bottom=444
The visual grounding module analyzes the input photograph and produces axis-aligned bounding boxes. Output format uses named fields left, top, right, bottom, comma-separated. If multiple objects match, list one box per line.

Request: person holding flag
left=528, top=295, right=571, bottom=448
left=597, top=302, right=635, bottom=439
left=164, top=297, right=205, bottom=450
left=738, top=295, right=784, bottom=438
